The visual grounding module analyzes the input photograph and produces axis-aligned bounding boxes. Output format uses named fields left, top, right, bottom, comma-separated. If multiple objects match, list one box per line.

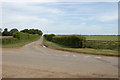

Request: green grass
left=43, top=39, right=118, bottom=57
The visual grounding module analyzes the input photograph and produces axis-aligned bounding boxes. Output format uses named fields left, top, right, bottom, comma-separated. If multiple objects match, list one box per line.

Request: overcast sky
left=1, top=1, right=118, bottom=35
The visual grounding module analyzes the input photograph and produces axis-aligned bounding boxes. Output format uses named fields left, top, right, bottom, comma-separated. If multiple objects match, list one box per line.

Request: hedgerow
left=1, top=32, right=40, bottom=45
left=44, top=34, right=119, bottom=50
left=85, top=40, right=119, bottom=50
left=44, top=34, right=55, bottom=41
left=44, top=34, right=86, bottom=48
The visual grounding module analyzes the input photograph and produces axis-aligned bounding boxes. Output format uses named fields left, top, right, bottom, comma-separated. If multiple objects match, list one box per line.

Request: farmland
left=56, top=35, right=118, bottom=41
left=82, top=35, right=118, bottom=41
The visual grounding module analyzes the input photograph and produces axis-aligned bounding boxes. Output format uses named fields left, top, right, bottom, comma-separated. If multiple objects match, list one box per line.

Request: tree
left=34, top=29, right=43, bottom=35
left=20, top=29, right=43, bottom=35
left=2, top=28, right=10, bottom=36
left=20, top=29, right=29, bottom=33
left=9, top=28, right=18, bottom=36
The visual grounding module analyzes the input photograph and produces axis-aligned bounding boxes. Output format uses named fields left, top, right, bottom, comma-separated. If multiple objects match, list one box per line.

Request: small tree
left=9, top=28, right=18, bottom=36
left=2, top=28, right=10, bottom=36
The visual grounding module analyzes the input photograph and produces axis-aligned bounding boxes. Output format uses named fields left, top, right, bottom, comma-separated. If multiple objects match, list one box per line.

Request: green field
left=57, top=35, right=118, bottom=41
left=83, top=35, right=118, bottom=41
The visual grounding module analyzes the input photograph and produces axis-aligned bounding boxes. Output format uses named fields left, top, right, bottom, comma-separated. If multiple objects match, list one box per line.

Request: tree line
left=1, top=28, right=43, bottom=36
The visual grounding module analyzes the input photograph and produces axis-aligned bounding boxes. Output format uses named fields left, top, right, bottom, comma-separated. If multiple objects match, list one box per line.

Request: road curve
left=2, top=37, right=118, bottom=78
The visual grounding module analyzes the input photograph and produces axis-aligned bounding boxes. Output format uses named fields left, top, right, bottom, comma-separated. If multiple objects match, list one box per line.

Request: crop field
left=82, top=35, right=118, bottom=41
left=56, top=35, right=118, bottom=41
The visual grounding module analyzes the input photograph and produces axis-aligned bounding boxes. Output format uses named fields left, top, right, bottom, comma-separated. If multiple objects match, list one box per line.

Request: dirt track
left=2, top=37, right=118, bottom=78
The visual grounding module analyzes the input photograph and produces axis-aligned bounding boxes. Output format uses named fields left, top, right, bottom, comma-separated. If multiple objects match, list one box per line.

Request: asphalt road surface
left=2, top=37, right=118, bottom=78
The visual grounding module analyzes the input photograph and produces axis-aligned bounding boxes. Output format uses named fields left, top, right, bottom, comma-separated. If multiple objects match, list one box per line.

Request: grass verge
left=43, top=39, right=119, bottom=57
